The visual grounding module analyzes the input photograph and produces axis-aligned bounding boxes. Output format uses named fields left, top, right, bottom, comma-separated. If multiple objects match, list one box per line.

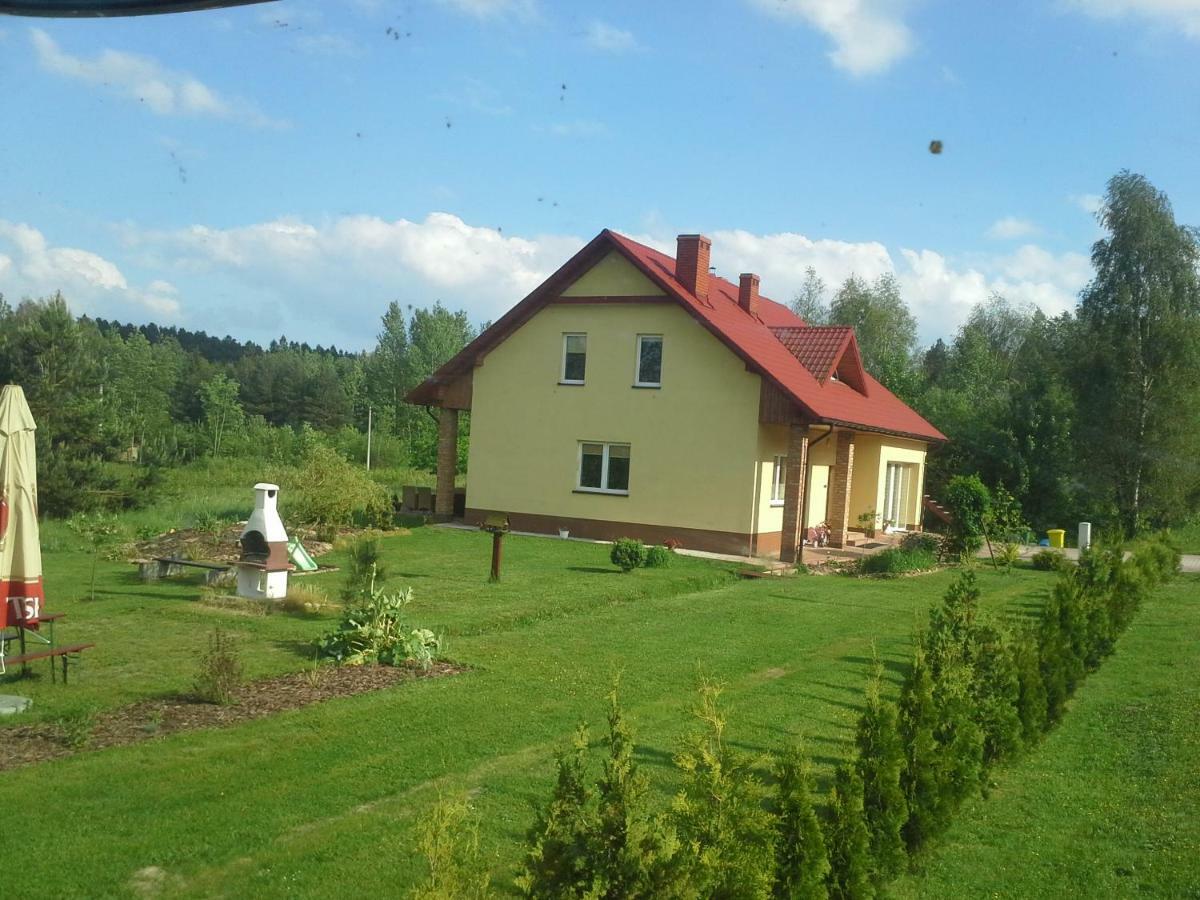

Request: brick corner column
left=779, top=424, right=809, bottom=564
left=828, top=430, right=856, bottom=548
left=434, top=407, right=459, bottom=518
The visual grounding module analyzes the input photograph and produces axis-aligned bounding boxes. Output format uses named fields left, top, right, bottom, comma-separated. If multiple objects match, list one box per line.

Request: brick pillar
left=828, top=430, right=855, bottom=548
left=779, top=424, right=809, bottom=564
left=434, top=407, right=458, bottom=518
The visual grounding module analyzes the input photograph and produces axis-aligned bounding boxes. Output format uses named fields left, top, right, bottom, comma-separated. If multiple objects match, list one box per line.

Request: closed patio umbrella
left=0, top=385, right=44, bottom=630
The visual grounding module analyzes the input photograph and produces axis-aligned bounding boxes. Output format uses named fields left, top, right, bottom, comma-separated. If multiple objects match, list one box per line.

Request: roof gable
left=561, top=250, right=665, bottom=297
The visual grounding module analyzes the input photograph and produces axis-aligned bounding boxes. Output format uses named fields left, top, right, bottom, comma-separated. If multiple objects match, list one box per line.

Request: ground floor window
left=771, top=454, right=785, bottom=504
left=578, top=441, right=630, bottom=493
left=882, top=461, right=917, bottom=527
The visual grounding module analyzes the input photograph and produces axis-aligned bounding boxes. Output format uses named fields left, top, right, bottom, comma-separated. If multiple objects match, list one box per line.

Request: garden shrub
left=773, top=743, right=830, bottom=899
left=610, top=538, right=648, bottom=572
left=193, top=627, right=244, bottom=705
left=286, top=444, right=392, bottom=530
left=1031, top=549, right=1068, bottom=571
left=966, top=622, right=1023, bottom=765
left=517, top=726, right=597, bottom=898
left=898, top=645, right=943, bottom=853
left=341, top=535, right=388, bottom=601
left=857, top=547, right=936, bottom=576
left=670, top=680, right=777, bottom=899
left=410, top=796, right=493, bottom=900
left=822, top=763, right=873, bottom=900
left=518, top=686, right=673, bottom=899
left=1011, top=634, right=1048, bottom=746
left=899, top=531, right=942, bottom=556
left=942, top=474, right=992, bottom=557
left=317, top=584, right=440, bottom=668
left=644, top=545, right=673, bottom=569
left=854, top=670, right=908, bottom=883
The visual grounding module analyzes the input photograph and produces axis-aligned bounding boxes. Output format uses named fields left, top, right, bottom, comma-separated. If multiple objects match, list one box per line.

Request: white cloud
left=585, top=20, right=640, bottom=53
left=66, top=214, right=1090, bottom=349
left=986, top=216, right=1041, bottom=239
left=437, top=0, right=537, bottom=20
left=121, top=212, right=582, bottom=342
left=705, top=227, right=1090, bottom=343
left=1069, top=192, right=1104, bottom=215
left=0, top=220, right=182, bottom=318
left=748, top=0, right=914, bottom=75
left=1066, top=0, right=1200, bottom=38
left=30, top=28, right=285, bottom=128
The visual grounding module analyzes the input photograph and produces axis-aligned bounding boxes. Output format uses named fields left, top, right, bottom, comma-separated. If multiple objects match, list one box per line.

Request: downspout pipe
left=798, top=424, right=835, bottom=565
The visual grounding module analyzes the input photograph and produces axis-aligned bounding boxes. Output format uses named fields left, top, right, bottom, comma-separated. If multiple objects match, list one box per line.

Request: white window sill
left=632, top=383, right=661, bottom=389
left=769, top=500, right=785, bottom=508
left=573, top=488, right=629, bottom=496
left=559, top=380, right=585, bottom=386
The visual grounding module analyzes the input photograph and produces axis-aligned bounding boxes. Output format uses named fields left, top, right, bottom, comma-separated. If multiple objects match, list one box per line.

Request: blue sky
left=1, top=0, right=1199, bottom=350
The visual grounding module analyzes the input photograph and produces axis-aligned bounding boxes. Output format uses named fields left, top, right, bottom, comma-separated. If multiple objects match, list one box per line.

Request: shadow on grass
left=272, top=639, right=320, bottom=661
left=837, top=655, right=909, bottom=678
left=767, top=593, right=911, bottom=614
left=566, top=567, right=621, bottom=575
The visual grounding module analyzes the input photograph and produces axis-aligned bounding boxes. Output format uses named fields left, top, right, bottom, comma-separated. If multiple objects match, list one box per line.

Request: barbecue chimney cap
left=253, top=482, right=280, bottom=497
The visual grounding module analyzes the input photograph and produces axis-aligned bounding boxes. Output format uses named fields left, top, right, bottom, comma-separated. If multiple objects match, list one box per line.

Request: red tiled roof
left=408, top=228, right=946, bottom=442
left=607, top=231, right=945, bottom=441
left=771, top=326, right=853, bottom=382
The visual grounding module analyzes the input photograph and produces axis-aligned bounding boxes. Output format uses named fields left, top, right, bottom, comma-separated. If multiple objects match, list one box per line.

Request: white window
left=635, top=335, right=663, bottom=387
left=578, top=441, right=630, bottom=494
left=562, top=333, right=587, bottom=384
left=771, top=455, right=786, bottom=505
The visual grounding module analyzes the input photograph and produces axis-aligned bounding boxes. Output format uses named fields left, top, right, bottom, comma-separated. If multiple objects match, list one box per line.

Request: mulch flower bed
left=0, top=661, right=465, bottom=772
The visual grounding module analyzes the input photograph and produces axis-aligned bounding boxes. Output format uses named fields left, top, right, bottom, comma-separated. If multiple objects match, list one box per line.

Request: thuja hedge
left=408, top=533, right=1180, bottom=899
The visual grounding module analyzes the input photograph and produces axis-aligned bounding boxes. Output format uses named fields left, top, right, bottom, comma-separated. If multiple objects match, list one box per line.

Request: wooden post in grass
left=480, top=514, right=510, bottom=583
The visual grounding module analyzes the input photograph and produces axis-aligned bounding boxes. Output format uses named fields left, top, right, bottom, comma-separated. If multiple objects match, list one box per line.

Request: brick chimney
left=676, top=234, right=711, bottom=299
left=738, top=273, right=760, bottom=317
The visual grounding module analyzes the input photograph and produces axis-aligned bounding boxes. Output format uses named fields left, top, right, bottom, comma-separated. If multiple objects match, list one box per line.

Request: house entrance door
left=806, top=464, right=830, bottom=528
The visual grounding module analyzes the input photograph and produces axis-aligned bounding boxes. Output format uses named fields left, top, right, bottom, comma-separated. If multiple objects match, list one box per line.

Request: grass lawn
left=1, top=523, right=1192, bottom=897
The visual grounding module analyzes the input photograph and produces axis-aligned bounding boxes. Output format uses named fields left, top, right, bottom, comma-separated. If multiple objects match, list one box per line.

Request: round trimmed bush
left=644, top=545, right=672, bottom=568
left=611, top=538, right=648, bottom=572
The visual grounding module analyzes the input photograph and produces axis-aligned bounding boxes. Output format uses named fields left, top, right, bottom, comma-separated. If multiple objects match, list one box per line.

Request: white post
left=1078, top=522, right=1092, bottom=552
left=366, top=405, right=373, bottom=471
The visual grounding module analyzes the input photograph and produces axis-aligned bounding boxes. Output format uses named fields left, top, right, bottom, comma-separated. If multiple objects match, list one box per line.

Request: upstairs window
left=562, top=333, right=587, bottom=384
left=635, top=335, right=662, bottom=387
left=578, top=442, right=630, bottom=494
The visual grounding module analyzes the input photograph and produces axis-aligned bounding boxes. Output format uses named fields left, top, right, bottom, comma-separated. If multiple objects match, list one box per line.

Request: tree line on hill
left=1, top=169, right=1197, bottom=534
left=0, top=292, right=475, bottom=517
left=793, top=170, right=1200, bottom=536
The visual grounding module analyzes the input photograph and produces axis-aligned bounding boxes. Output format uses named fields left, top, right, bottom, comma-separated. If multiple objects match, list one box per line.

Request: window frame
left=576, top=440, right=631, bottom=495
left=633, top=334, right=663, bottom=388
left=561, top=332, right=587, bottom=385
left=771, top=454, right=786, bottom=506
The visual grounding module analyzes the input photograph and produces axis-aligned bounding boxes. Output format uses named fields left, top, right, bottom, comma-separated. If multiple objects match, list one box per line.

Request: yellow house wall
left=847, top=433, right=928, bottom=530
left=560, top=251, right=665, bottom=296
left=467, top=300, right=764, bottom=534
left=752, top=426, right=839, bottom=535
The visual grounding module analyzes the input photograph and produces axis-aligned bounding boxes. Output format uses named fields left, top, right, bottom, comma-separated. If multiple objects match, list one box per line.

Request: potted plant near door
left=857, top=509, right=879, bottom=539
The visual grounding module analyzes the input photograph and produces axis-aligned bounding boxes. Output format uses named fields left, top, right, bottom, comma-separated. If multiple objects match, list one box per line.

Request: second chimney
left=676, top=234, right=711, bottom=300
left=739, top=273, right=760, bottom=317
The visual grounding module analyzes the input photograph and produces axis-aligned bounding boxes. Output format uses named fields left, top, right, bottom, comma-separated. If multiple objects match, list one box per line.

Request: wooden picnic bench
left=2, top=643, right=94, bottom=683
left=139, top=556, right=233, bottom=585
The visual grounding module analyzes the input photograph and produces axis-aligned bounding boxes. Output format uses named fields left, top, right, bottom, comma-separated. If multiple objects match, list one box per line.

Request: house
left=407, top=230, right=945, bottom=560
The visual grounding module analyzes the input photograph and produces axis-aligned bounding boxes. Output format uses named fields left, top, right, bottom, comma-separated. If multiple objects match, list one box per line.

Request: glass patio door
left=882, top=462, right=911, bottom=527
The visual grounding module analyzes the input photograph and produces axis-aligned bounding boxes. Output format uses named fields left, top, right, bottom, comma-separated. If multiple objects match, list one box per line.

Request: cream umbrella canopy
left=0, top=385, right=44, bottom=630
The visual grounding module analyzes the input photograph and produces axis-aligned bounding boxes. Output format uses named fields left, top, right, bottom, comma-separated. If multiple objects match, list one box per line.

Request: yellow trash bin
left=1047, top=529, right=1065, bottom=549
